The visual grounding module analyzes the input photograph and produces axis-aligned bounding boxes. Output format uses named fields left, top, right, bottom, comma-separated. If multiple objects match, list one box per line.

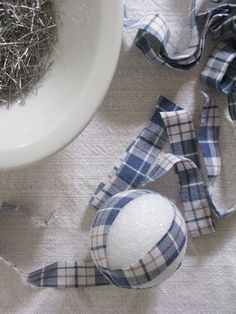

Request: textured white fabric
left=0, top=0, right=236, bottom=313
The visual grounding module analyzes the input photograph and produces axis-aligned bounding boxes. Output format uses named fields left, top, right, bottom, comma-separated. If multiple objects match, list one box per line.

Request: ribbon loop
left=199, top=93, right=221, bottom=179
left=28, top=190, right=187, bottom=288
left=200, top=40, right=236, bottom=125
left=91, top=96, right=215, bottom=238
left=199, top=93, right=236, bottom=217
left=27, top=93, right=236, bottom=288
left=27, top=261, right=110, bottom=287
left=90, top=96, right=175, bottom=210
left=200, top=41, right=236, bottom=95
left=160, top=109, right=215, bottom=237
left=125, top=0, right=236, bottom=69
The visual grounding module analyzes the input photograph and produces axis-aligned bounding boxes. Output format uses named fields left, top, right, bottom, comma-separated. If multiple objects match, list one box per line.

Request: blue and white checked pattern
left=91, top=190, right=187, bottom=289
left=28, top=93, right=229, bottom=287
left=199, top=93, right=236, bottom=217
left=200, top=41, right=236, bottom=95
left=78, top=92, right=236, bottom=289
left=199, top=93, right=221, bottom=180
left=142, top=153, right=216, bottom=237
left=90, top=95, right=171, bottom=209
left=91, top=96, right=215, bottom=237
left=125, top=0, right=200, bottom=69
left=125, top=0, right=236, bottom=124
left=160, top=109, right=215, bottom=237
left=28, top=190, right=187, bottom=288
left=200, top=40, right=236, bottom=124
left=27, top=261, right=110, bottom=287
left=125, top=0, right=236, bottom=69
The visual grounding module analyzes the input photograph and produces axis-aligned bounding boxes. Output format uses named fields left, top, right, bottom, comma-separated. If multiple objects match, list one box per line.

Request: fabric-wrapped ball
left=90, top=189, right=187, bottom=289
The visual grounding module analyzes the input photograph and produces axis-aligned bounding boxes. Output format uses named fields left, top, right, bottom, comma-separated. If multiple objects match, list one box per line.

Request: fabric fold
left=200, top=40, right=236, bottom=125
left=91, top=96, right=215, bottom=237
left=28, top=189, right=187, bottom=288
left=27, top=93, right=236, bottom=288
left=125, top=0, right=236, bottom=69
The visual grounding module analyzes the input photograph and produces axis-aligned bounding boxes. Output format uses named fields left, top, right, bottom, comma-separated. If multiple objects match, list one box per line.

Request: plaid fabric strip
left=198, top=93, right=221, bottom=180
left=90, top=189, right=187, bottom=289
left=133, top=0, right=201, bottom=69
left=91, top=96, right=215, bottom=237
left=28, top=96, right=219, bottom=288
left=28, top=190, right=187, bottom=288
left=90, top=96, right=181, bottom=210
left=199, top=92, right=236, bottom=217
left=160, top=110, right=200, bottom=166
left=200, top=40, right=236, bottom=95
left=160, top=110, right=215, bottom=237
left=141, top=153, right=215, bottom=237
left=27, top=261, right=110, bottom=287
left=125, top=0, right=236, bottom=69
left=106, top=209, right=186, bottom=288
left=200, top=40, right=236, bottom=124
left=90, top=190, right=146, bottom=271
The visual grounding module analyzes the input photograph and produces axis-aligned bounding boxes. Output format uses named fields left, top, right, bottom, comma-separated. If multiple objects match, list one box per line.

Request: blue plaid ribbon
left=27, top=189, right=187, bottom=288
left=27, top=93, right=236, bottom=287
left=199, top=93, right=236, bottom=216
left=200, top=40, right=236, bottom=125
left=91, top=97, right=214, bottom=237
left=124, top=0, right=236, bottom=69
left=92, top=94, right=236, bottom=224
left=124, top=0, right=236, bottom=124
left=91, top=96, right=215, bottom=237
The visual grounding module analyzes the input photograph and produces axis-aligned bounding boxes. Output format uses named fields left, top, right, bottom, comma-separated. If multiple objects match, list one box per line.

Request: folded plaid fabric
left=28, top=189, right=187, bottom=288
left=91, top=96, right=215, bottom=237
left=199, top=93, right=236, bottom=216
left=124, top=0, right=236, bottom=69
left=198, top=93, right=221, bottom=180
left=125, top=0, right=236, bottom=125
left=90, top=96, right=171, bottom=209
left=200, top=40, right=236, bottom=125
left=28, top=93, right=236, bottom=288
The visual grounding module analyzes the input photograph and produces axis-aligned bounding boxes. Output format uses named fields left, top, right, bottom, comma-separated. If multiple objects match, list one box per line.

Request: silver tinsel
left=0, top=0, right=57, bottom=106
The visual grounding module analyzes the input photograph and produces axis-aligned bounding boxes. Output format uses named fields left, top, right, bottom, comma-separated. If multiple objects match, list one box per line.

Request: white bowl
left=0, top=0, right=123, bottom=170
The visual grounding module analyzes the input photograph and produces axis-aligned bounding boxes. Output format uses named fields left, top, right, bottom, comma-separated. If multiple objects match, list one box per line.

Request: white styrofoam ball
left=106, top=191, right=187, bottom=288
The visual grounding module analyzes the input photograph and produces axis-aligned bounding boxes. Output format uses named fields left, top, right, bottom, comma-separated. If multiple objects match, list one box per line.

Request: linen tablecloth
left=0, top=0, right=236, bottom=313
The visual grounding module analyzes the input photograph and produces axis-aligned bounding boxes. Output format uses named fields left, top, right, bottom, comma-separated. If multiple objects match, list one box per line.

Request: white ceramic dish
left=0, top=0, right=123, bottom=170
